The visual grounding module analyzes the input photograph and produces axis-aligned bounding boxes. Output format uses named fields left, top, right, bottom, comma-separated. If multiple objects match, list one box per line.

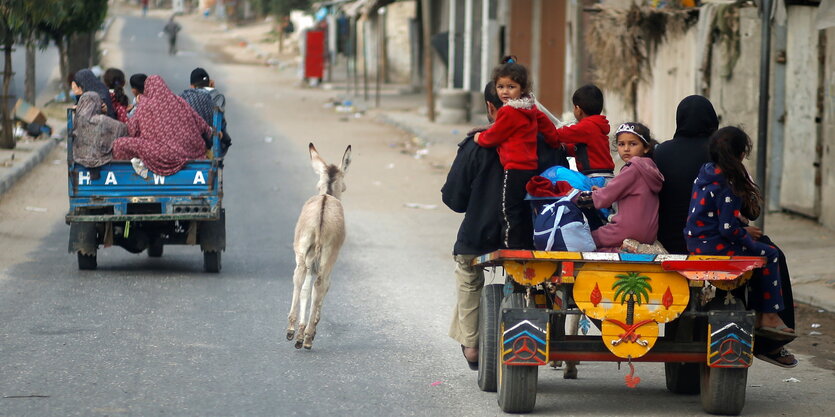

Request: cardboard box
left=13, top=99, right=47, bottom=126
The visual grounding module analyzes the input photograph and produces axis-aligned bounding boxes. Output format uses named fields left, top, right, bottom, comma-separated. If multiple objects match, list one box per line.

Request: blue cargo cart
left=65, top=108, right=226, bottom=272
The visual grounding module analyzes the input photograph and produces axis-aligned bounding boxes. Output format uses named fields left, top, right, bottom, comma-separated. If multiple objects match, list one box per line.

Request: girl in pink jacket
left=575, top=123, right=664, bottom=252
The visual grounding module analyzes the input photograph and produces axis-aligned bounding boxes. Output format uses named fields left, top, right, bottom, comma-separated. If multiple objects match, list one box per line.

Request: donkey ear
left=309, top=142, right=327, bottom=174
left=341, top=145, right=352, bottom=173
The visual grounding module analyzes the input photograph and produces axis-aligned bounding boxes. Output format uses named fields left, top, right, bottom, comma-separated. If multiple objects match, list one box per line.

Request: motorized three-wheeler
left=474, top=249, right=765, bottom=415
left=65, top=107, right=226, bottom=272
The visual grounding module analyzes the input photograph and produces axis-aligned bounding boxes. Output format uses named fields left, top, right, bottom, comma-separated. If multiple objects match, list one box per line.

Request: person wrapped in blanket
left=112, top=75, right=212, bottom=177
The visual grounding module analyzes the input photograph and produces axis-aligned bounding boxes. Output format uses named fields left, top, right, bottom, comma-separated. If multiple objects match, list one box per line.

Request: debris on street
left=404, top=203, right=437, bottom=210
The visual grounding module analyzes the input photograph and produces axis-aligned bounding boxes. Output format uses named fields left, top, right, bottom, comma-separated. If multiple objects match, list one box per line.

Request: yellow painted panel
left=573, top=271, right=690, bottom=325
left=504, top=261, right=557, bottom=286
left=577, top=263, right=666, bottom=273
left=601, top=320, right=658, bottom=359
left=532, top=251, right=583, bottom=260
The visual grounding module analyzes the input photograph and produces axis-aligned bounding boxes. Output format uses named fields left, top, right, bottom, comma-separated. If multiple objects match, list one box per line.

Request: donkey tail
left=302, top=197, right=327, bottom=277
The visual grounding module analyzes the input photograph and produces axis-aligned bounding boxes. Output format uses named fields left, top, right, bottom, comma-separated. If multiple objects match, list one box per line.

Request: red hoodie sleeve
left=535, top=109, right=558, bottom=147
left=477, top=107, right=524, bottom=148
left=549, top=119, right=596, bottom=147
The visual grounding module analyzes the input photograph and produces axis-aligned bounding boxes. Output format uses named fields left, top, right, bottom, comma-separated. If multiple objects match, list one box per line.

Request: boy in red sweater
left=474, top=57, right=558, bottom=249
left=547, top=84, right=614, bottom=177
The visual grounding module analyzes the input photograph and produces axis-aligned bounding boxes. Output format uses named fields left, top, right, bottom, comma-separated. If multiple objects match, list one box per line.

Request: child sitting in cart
left=474, top=56, right=559, bottom=249
left=685, top=126, right=796, bottom=342
left=545, top=85, right=613, bottom=181
left=574, top=122, right=664, bottom=253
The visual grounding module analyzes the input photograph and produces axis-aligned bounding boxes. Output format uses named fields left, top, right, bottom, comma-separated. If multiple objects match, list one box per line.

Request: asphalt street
left=1, top=10, right=834, bottom=417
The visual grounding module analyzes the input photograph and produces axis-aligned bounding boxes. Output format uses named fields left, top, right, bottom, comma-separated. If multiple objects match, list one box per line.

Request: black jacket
left=442, top=131, right=568, bottom=255
left=652, top=95, right=718, bottom=254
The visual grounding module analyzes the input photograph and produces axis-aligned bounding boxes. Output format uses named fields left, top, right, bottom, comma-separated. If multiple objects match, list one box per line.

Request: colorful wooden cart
left=473, top=249, right=765, bottom=415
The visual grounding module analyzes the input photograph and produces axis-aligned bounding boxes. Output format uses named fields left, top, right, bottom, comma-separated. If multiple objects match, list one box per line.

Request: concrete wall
left=601, top=28, right=698, bottom=141
left=779, top=6, right=821, bottom=217
left=708, top=6, right=761, bottom=176
left=384, top=2, right=417, bottom=84
left=352, top=3, right=415, bottom=84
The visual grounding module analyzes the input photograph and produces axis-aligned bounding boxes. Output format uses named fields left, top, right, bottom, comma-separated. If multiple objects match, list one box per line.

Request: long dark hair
left=709, top=126, right=762, bottom=220
left=104, top=68, right=129, bottom=107
left=491, top=55, right=531, bottom=96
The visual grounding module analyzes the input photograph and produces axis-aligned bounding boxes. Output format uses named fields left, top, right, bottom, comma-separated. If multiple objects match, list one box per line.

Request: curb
left=792, top=285, right=835, bottom=313
left=375, top=113, right=432, bottom=143
left=0, top=138, right=59, bottom=196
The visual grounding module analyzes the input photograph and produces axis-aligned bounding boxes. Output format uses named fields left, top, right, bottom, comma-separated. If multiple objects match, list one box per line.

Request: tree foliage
left=0, top=0, right=108, bottom=148
left=1, top=0, right=61, bottom=148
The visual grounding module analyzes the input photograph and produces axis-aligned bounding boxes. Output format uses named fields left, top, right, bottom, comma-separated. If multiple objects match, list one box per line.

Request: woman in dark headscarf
left=73, top=69, right=117, bottom=119
left=112, top=75, right=211, bottom=176
left=652, top=95, right=719, bottom=254
left=72, top=91, right=128, bottom=168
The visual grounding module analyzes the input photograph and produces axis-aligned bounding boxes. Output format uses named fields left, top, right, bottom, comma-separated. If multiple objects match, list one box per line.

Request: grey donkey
left=286, top=142, right=352, bottom=349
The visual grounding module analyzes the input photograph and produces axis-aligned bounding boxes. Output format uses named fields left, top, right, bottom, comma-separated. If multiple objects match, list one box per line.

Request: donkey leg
left=295, top=268, right=314, bottom=349
left=286, top=257, right=306, bottom=341
left=303, top=271, right=332, bottom=350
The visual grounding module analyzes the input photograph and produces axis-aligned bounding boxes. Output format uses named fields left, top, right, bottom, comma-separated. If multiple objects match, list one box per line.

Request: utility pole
left=755, top=0, right=772, bottom=231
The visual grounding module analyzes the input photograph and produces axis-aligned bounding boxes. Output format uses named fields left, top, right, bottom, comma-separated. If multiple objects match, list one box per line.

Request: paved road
left=1, top=11, right=834, bottom=417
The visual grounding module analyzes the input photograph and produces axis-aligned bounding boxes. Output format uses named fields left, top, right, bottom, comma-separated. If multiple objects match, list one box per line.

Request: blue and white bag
left=532, top=189, right=596, bottom=252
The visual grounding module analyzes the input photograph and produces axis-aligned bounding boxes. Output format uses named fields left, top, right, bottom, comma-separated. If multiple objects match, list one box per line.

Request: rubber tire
left=477, top=284, right=504, bottom=392
left=147, top=241, right=164, bottom=258
left=665, top=362, right=701, bottom=394
left=77, top=251, right=97, bottom=270
left=700, top=294, right=749, bottom=415
left=497, top=292, right=539, bottom=413
left=203, top=250, right=221, bottom=273
left=700, top=364, right=747, bottom=415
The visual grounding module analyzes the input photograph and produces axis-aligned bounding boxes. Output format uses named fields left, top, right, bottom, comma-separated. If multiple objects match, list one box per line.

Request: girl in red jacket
left=474, top=56, right=558, bottom=248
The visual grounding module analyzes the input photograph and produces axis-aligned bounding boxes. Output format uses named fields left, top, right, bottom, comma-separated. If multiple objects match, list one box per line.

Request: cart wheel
left=203, top=250, right=221, bottom=273
left=477, top=284, right=503, bottom=392
left=497, top=292, right=538, bottom=413
left=147, top=241, right=164, bottom=258
left=77, top=251, right=97, bottom=270
left=700, top=295, right=748, bottom=415
left=700, top=364, right=747, bottom=415
left=665, top=362, right=701, bottom=394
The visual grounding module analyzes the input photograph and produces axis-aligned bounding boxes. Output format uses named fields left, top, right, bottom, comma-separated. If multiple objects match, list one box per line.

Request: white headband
left=616, top=123, right=649, bottom=144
